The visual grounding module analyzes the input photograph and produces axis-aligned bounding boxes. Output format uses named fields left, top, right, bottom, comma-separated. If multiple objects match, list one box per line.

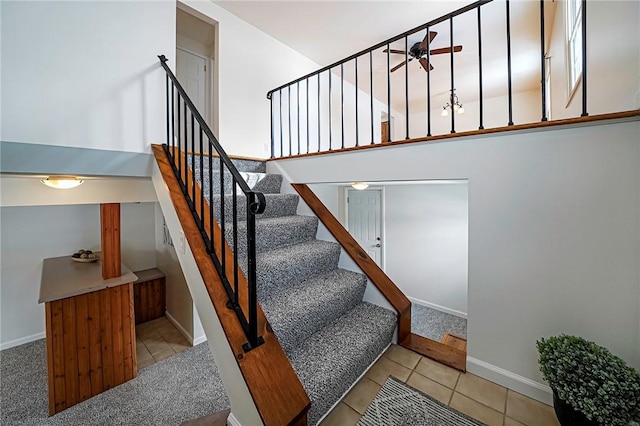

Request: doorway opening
left=344, top=180, right=469, bottom=353
left=176, top=6, right=216, bottom=132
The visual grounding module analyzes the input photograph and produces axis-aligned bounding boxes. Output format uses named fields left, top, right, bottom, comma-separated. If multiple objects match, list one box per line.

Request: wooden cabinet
left=132, top=268, right=166, bottom=324
left=39, top=256, right=138, bottom=415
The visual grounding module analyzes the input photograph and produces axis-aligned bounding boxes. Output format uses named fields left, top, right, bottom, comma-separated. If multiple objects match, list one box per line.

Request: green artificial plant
left=537, top=334, right=640, bottom=426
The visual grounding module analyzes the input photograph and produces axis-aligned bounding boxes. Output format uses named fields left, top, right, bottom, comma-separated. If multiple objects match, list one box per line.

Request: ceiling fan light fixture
left=442, top=89, right=464, bottom=117
left=351, top=182, right=369, bottom=190
left=457, top=106, right=465, bottom=114
left=441, top=107, right=449, bottom=117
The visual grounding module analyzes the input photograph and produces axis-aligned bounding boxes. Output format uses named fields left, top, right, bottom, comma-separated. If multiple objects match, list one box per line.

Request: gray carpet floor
left=411, top=304, right=467, bottom=342
left=0, top=339, right=229, bottom=426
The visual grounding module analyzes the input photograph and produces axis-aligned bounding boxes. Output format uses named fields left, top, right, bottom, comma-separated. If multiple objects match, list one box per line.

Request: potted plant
left=536, top=335, right=640, bottom=426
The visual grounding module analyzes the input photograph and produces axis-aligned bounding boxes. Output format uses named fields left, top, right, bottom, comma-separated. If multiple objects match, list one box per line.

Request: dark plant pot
left=553, top=392, right=600, bottom=426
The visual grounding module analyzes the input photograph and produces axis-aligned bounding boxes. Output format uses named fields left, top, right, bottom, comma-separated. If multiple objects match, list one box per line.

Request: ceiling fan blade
left=419, top=31, right=438, bottom=50
left=390, top=59, right=411, bottom=72
left=419, top=58, right=434, bottom=72
left=383, top=49, right=409, bottom=55
left=429, top=45, right=463, bottom=55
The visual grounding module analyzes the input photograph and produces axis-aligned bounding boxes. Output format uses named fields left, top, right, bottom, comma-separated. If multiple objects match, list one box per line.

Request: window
left=566, top=0, right=583, bottom=93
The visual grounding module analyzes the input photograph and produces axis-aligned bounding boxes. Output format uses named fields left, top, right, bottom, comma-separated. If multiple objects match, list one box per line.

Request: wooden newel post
left=100, top=203, right=121, bottom=279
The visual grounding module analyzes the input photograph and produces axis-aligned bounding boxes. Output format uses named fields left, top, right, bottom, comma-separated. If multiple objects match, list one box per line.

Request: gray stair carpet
left=195, top=158, right=397, bottom=425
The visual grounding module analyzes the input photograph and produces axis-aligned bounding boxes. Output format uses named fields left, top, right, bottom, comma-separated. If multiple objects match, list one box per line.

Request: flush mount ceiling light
left=441, top=89, right=464, bottom=117
left=351, top=182, right=369, bottom=190
left=40, top=176, right=84, bottom=189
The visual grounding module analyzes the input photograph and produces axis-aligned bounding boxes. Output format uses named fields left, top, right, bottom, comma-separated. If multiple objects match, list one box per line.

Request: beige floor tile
left=152, top=347, right=176, bottom=363
left=506, top=391, right=559, bottom=426
left=365, top=357, right=412, bottom=386
left=171, top=340, right=191, bottom=354
left=456, top=373, right=507, bottom=413
left=319, top=403, right=361, bottom=426
left=136, top=326, right=160, bottom=341
left=505, top=417, right=526, bottom=426
left=137, top=357, right=156, bottom=370
left=450, top=392, right=504, bottom=426
left=414, top=356, right=460, bottom=389
left=406, top=372, right=453, bottom=405
left=343, top=377, right=381, bottom=414
left=163, top=330, right=188, bottom=345
left=383, top=344, right=421, bottom=369
left=144, top=337, right=171, bottom=355
left=136, top=342, right=153, bottom=361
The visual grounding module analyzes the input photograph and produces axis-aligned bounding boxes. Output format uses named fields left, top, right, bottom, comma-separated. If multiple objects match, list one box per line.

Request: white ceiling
left=214, top=0, right=557, bottom=110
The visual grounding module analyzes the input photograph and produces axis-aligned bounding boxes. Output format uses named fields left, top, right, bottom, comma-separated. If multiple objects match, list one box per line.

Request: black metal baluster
left=506, top=0, right=514, bottom=125
left=246, top=193, right=260, bottom=350
left=165, top=75, right=170, bottom=147
left=540, top=0, right=547, bottom=122
left=288, top=85, right=292, bottom=156
left=199, top=127, right=204, bottom=230
left=355, top=56, right=359, bottom=147
left=297, top=81, right=301, bottom=154
left=269, top=94, right=275, bottom=158
left=370, top=50, right=374, bottom=145
left=405, top=35, right=409, bottom=139
left=191, top=113, right=195, bottom=202
left=478, top=6, right=485, bottom=129
left=386, top=43, right=391, bottom=142
left=184, top=101, right=188, bottom=186
left=329, top=70, right=333, bottom=150
left=279, top=89, right=283, bottom=157
left=317, top=74, right=321, bottom=152
left=219, top=156, right=225, bottom=274
left=232, top=182, right=238, bottom=307
left=426, top=27, right=432, bottom=137
left=208, top=141, right=214, bottom=253
left=581, top=0, right=588, bottom=117
left=177, top=94, right=181, bottom=178
left=171, top=85, right=175, bottom=161
left=449, top=17, right=456, bottom=133
left=341, top=63, right=345, bottom=149
left=306, top=79, right=310, bottom=153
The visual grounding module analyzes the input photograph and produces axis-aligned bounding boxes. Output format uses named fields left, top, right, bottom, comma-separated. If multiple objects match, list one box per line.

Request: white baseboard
left=0, top=332, right=46, bottom=351
left=466, top=356, right=553, bottom=406
left=165, top=311, right=195, bottom=344
left=409, top=297, right=467, bottom=319
left=227, top=412, right=241, bottom=426
left=192, top=334, right=208, bottom=345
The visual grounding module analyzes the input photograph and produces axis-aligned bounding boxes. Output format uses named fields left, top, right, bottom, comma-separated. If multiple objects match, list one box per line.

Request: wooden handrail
left=291, top=183, right=412, bottom=342
left=153, top=145, right=310, bottom=426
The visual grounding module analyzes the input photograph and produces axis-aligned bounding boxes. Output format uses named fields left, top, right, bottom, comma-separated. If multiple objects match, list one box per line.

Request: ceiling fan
left=383, top=31, right=463, bottom=73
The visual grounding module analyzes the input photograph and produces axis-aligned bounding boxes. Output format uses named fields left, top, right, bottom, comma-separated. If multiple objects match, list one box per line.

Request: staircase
left=191, top=156, right=397, bottom=425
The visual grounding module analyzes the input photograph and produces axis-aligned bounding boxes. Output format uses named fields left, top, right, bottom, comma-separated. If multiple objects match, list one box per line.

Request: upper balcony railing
left=266, top=0, right=590, bottom=159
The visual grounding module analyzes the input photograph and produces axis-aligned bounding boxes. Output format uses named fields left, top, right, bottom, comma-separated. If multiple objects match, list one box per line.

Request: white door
left=176, top=48, right=206, bottom=115
left=347, top=189, right=383, bottom=267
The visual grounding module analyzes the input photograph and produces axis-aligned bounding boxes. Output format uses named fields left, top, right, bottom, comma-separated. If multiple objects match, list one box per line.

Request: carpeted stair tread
left=256, top=240, right=341, bottom=296
left=226, top=215, right=319, bottom=254
left=288, top=302, right=397, bottom=425
left=209, top=193, right=299, bottom=221
left=260, top=269, right=367, bottom=354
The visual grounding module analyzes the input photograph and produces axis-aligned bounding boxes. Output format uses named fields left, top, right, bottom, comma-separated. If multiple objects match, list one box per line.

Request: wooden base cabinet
left=45, top=283, right=137, bottom=415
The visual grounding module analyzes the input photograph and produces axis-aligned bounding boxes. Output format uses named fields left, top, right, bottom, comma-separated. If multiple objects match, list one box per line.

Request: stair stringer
left=152, top=161, right=263, bottom=426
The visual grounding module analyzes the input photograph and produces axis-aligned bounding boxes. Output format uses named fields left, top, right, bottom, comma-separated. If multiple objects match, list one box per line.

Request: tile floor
left=320, top=344, right=559, bottom=426
left=135, top=316, right=192, bottom=370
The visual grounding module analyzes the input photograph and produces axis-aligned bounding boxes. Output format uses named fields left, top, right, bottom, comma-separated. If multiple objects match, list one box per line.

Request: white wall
left=179, top=0, right=322, bottom=158
left=0, top=203, right=157, bottom=349
left=548, top=0, right=640, bottom=118
left=1, top=1, right=175, bottom=154
left=154, top=203, right=205, bottom=344
left=272, top=118, right=640, bottom=404
left=385, top=184, right=469, bottom=316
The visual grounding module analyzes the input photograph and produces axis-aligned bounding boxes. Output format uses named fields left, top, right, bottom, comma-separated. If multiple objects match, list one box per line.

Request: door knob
left=374, top=243, right=381, bottom=247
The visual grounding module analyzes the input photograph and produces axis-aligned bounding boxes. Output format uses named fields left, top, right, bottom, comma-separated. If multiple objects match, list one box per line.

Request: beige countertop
left=39, top=255, right=137, bottom=303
